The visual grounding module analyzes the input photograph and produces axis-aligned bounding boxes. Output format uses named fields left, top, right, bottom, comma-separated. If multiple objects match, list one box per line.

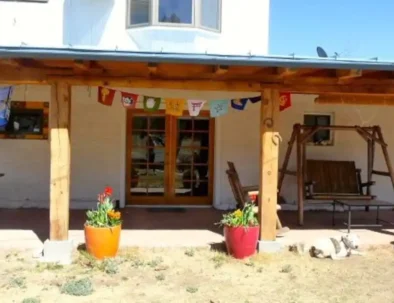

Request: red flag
left=98, top=86, right=116, bottom=106
left=121, top=92, right=138, bottom=108
left=279, top=92, right=291, bottom=111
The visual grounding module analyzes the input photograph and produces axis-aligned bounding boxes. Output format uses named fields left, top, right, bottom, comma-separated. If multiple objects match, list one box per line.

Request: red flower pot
left=223, top=225, right=259, bottom=259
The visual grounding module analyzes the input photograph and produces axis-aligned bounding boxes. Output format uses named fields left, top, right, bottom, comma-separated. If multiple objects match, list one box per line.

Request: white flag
left=187, top=100, right=206, bottom=117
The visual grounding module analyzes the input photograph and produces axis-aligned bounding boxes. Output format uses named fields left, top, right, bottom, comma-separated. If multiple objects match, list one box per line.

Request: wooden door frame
left=125, top=109, right=215, bottom=206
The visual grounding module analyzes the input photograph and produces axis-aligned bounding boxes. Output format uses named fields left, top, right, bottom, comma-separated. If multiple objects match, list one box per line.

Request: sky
left=269, top=0, right=394, bottom=60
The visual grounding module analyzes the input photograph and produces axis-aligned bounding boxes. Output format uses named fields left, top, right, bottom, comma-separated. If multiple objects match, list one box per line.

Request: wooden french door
left=126, top=110, right=214, bottom=205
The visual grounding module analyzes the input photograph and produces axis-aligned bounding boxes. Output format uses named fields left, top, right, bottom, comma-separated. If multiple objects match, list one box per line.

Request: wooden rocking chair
left=226, top=162, right=289, bottom=235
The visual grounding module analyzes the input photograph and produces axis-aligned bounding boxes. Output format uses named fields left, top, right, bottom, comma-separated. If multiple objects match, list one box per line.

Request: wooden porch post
left=259, top=89, right=280, bottom=241
left=49, top=82, right=71, bottom=241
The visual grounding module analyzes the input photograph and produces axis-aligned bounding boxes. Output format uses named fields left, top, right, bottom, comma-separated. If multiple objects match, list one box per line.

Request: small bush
left=186, top=286, right=198, bottom=294
left=147, top=257, right=163, bottom=268
left=280, top=264, right=292, bottom=273
left=102, top=258, right=119, bottom=275
left=184, top=248, right=195, bottom=257
left=22, top=298, right=41, bottom=303
left=155, top=273, right=165, bottom=281
left=9, top=277, right=26, bottom=289
left=61, top=278, right=94, bottom=296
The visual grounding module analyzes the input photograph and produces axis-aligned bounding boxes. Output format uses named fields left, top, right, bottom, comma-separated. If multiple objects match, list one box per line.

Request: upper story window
left=128, top=0, right=222, bottom=32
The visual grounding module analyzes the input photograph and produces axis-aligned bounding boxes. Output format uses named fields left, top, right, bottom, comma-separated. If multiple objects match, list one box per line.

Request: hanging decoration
left=143, top=96, right=161, bottom=112
left=187, top=100, right=206, bottom=117
left=165, top=98, right=185, bottom=116
left=231, top=98, right=248, bottom=110
left=121, top=92, right=138, bottom=109
left=94, top=86, right=292, bottom=117
left=98, top=86, right=116, bottom=106
left=210, top=100, right=229, bottom=117
left=0, top=86, right=14, bottom=127
left=279, top=92, right=292, bottom=111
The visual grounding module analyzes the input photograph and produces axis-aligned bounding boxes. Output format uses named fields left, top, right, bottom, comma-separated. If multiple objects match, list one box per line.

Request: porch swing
left=278, top=123, right=394, bottom=225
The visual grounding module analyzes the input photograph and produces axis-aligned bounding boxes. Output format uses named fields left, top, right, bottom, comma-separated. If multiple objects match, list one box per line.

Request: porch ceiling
left=2, top=47, right=394, bottom=96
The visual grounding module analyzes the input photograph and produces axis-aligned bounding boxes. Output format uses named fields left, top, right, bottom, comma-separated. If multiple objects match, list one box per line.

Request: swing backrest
left=306, top=160, right=360, bottom=195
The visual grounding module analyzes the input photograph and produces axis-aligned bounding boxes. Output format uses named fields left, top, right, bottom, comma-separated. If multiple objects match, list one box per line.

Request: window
left=200, top=0, right=220, bottom=30
left=303, top=113, right=334, bottom=146
left=159, top=0, right=193, bottom=24
left=129, top=0, right=151, bottom=26
left=127, top=0, right=221, bottom=31
left=0, top=101, right=48, bottom=140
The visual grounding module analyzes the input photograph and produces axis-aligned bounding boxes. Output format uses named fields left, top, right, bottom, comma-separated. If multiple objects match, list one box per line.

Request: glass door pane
left=174, top=117, right=210, bottom=197
left=130, top=115, right=166, bottom=197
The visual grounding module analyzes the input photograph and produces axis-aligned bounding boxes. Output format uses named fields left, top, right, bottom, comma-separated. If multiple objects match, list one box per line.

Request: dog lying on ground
left=291, top=233, right=366, bottom=260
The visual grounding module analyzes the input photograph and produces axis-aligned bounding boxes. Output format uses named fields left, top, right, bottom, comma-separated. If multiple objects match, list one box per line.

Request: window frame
left=303, top=112, right=335, bottom=146
left=127, top=0, right=222, bottom=32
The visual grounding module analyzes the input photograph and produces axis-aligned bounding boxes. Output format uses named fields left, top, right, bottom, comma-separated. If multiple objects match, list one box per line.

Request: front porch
left=1, top=208, right=393, bottom=252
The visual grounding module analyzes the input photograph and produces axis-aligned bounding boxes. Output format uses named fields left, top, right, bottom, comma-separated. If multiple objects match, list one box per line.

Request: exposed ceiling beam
left=315, top=94, right=394, bottom=105
left=213, top=65, right=229, bottom=76
left=277, top=67, right=319, bottom=78
left=147, top=62, right=158, bottom=75
left=337, top=69, right=363, bottom=81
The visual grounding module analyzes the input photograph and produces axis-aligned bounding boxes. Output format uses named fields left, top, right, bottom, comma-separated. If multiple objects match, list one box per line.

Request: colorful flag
left=97, top=86, right=116, bottom=106
left=187, top=100, right=206, bottom=117
left=248, top=96, right=261, bottom=103
left=143, top=96, right=161, bottom=112
left=279, top=92, right=292, bottom=111
left=210, top=100, right=229, bottom=117
left=0, top=86, right=13, bottom=127
left=231, top=98, right=248, bottom=110
left=121, top=92, right=138, bottom=108
left=165, top=98, right=185, bottom=116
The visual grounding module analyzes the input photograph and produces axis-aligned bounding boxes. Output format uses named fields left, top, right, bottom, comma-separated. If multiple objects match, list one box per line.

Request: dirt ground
left=1, top=244, right=394, bottom=303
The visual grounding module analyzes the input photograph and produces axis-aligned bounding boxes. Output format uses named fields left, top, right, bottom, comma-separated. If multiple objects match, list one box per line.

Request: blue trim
left=1, top=46, right=394, bottom=71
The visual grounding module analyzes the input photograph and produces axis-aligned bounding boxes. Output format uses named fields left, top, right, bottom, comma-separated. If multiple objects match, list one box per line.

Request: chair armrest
left=305, top=181, right=316, bottom=186
left=361, top=181, right=376, bottom=187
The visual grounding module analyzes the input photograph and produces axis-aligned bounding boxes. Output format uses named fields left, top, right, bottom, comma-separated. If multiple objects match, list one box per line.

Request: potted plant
left=84, top=186, right=122, bottom=260
left=218, top=202, right=259, bottom=259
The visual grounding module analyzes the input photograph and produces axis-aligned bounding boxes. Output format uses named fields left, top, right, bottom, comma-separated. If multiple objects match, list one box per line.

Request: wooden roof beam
left=73, top=60, right=105, bottom=74
left=147, top=62, right=158, bottom=75
left=277, top=67, right=319, bottom=78
left=337, top=69, right=363, bottom=81
left=315, top=94, right=394, bottom=106
left=213, top=65, right=229, bottom=76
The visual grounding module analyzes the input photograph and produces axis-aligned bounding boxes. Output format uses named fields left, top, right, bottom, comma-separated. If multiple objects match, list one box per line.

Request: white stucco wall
left=0, top=0, right=269, bottom=55
left=2, top=87, right=392, bottom=210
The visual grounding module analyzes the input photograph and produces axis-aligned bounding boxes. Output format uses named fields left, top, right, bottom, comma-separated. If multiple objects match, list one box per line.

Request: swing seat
left=305, top=160, right=375, bottom=200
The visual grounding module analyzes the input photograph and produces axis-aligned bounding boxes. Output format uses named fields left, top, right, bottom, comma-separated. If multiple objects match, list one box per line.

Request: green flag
left=143, top=96, right=161, bottom=112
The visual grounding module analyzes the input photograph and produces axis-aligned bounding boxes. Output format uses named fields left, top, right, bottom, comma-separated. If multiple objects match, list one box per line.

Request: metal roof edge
left=1, top=46, right=394, bottom=71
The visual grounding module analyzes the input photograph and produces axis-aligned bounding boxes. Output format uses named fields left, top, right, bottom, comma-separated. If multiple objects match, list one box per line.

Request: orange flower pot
left=84, top=224, right=121, bottom=260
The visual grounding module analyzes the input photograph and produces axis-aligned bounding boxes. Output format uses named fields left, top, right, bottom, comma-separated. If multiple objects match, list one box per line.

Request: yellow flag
left=165, top=98, right=185, bottom=116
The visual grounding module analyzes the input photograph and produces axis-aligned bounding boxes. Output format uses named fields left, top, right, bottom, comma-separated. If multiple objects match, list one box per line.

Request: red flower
left=104, top=186, right=113, bottom=196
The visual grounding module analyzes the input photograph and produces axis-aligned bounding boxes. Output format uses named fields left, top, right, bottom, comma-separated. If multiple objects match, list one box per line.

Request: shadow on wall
left=63, top=0, right=115, bottom=47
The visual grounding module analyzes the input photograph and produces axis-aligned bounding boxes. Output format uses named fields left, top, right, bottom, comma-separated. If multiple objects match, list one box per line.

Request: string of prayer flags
left=165, top=98, right=185, bottom=116
left=98, top=86, right=116, bottom=106
left=121, top=92, right=138, bottom=109
left=0, top=86, right=13, bottom=127
left=143, top=96, right=161, bottom=112
left=231, top=98, right=248, bottom=110
left=279, top=92, right=292, bottom=111
left=210, top=100, right=229, bottom=117
left=187, top=100, right=206, bottom=117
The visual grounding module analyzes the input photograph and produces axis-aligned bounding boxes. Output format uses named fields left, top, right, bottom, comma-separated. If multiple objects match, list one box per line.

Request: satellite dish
left=316, top=46, right=328, bottom=58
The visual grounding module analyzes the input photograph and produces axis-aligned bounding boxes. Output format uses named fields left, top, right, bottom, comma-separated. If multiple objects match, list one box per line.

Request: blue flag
left=231, top=98, right=248, bottom=110
left=0, top=86, right=13, bottom=127
left=210, top=100, right=229, bottom=117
